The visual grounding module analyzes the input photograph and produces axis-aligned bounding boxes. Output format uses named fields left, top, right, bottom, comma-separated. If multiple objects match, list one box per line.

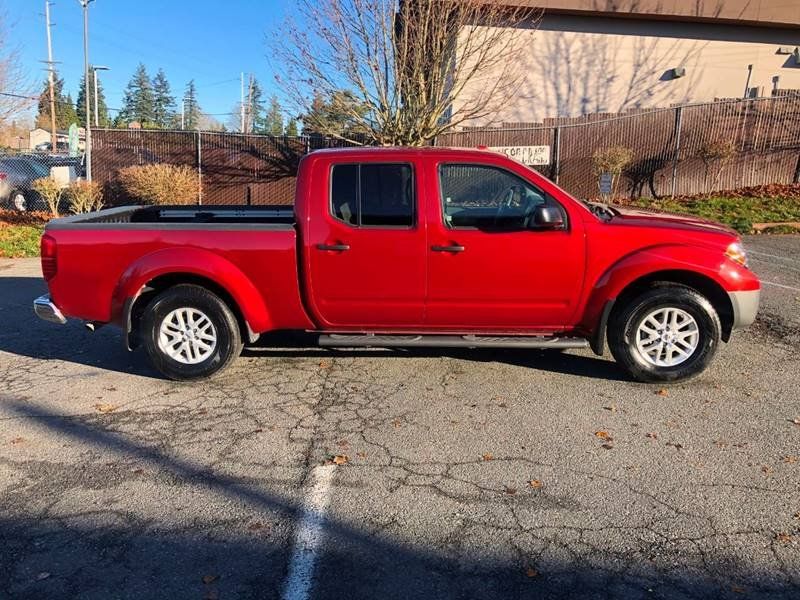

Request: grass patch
left=623, top=196, right=800, bottom=234
left=0, top=223, right=43, bottom=258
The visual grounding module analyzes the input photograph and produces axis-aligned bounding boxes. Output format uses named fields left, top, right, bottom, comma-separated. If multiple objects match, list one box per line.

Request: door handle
left=316, top=243, right=350, bottom=251
left=431, top=244, right=465, bottom=253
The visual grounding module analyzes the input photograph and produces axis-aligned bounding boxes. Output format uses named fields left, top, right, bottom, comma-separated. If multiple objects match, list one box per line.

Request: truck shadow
left=1, top=275, right=626, bottom=381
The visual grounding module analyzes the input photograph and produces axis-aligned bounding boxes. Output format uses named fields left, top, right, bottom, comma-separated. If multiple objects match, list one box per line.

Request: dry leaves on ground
left=655, top=389, right=669, bottom=397
left=594, top=431, right=613, bottom=441
left=775, top=533, right=793, bottom=543
left=93, top=403, right=118, bottom=413
left=202, top=574, right=219, bottom=584
left=525, top=567, right=539, bottom=578
left=331, top=455, right=349, bottom=465
left=482, top=453, right=494, bottom=461
left=529, top=479, right=543, bottom=489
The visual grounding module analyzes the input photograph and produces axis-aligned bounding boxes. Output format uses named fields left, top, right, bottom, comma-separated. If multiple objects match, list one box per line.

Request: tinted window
left=330, top=163, right=414, bottom=227
left=331, top=164, right=358, bottom=225
left=439, top=164, right=548, bottom=229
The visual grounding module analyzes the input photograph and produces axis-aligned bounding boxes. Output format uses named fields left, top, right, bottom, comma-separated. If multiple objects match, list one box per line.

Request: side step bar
left=318, top=333, right=588, bottom=349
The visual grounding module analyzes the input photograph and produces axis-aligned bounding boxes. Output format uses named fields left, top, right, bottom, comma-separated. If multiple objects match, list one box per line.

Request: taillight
left=41, top=234, right=57, bottom=280
left=0, top=172, right=7, bottom=180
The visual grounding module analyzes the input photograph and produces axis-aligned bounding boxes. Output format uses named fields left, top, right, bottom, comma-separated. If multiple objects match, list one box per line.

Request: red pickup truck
left=34, top=147, right=760, bottom=382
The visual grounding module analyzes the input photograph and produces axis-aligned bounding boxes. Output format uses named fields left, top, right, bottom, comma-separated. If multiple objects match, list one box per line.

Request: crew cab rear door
left=424, top=160, right=585, bottom=329
left=304, top=159, right=426, bottom=328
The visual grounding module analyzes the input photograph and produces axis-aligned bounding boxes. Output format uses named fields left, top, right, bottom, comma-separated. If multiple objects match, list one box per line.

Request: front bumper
left=33, top=294, right=67, bottom=325
left=728, top=289, right=760, bottom=329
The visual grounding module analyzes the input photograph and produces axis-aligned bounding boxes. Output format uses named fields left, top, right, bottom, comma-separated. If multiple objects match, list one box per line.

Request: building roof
left=504, top=0, right=799, bottom=29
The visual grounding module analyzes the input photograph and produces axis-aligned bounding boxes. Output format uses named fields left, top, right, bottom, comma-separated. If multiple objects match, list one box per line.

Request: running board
left=318, top=334, right=588, bottom=349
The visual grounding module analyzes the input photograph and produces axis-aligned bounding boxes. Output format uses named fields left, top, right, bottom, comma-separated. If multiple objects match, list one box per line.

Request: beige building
left=458, top=0, right=800, bottom=125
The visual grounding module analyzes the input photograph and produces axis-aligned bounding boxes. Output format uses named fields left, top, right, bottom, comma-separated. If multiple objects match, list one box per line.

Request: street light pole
left=79, top=0, right=94, bottom=181
left=91, top=65, right=109, bottom=127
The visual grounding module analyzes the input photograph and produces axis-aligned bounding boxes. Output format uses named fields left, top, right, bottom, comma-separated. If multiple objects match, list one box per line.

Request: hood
left=606, top=204, right=738, bottom=237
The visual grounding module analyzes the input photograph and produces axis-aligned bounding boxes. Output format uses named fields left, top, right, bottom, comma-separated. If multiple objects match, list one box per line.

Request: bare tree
left=0, top=13, right=33, bottom=128
left=273, top=0, right=540, bottom=146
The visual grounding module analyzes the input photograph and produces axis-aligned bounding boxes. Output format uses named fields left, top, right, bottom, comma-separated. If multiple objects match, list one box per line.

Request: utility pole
left=240, top=72, right=245, bottom=133
left=44, top=1, right=58, bottom=149
left=79, top=0, right=94, bottom=181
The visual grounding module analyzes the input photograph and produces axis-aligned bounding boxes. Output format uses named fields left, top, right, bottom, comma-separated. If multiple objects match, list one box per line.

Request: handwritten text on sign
left=489, top=145, right=551, bottom=166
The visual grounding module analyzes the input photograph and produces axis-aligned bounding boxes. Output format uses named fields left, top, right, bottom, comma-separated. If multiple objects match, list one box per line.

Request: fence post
left=670, top=106, right=683, bottom=197
left=196, top=130, right=203, bottom=205
left=550, top=126, right=561, bottom=183
left=794, top=154, right=800, bottom=184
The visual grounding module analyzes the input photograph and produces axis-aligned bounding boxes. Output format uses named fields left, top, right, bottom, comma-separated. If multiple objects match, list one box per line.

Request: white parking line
left=761, top=280, right=800, bottom=292
left=281, top=464, right=336, bottom=600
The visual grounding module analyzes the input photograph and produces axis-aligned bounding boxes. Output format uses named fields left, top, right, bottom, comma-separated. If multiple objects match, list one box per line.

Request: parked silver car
left=0, top=156, right=51, bottom=211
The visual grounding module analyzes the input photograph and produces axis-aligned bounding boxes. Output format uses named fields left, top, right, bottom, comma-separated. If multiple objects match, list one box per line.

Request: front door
left=425, top=162, right=584, bottom=330
left=306, top=161, right=427, bottom=329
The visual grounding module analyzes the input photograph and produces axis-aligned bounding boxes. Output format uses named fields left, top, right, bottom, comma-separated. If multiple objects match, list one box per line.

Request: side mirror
left=531, top=205, right=565, bottom=229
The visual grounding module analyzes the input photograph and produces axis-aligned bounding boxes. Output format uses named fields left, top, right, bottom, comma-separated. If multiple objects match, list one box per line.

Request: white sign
left=490, top=145, right=551, bottom=166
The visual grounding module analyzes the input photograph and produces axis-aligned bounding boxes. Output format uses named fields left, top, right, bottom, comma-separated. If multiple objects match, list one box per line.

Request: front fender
left=579, top=243, right=758, bottom=334
left=111, top=247, right=273, bottom=333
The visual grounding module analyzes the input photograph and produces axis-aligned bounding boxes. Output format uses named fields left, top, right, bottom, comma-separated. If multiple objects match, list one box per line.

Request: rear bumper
left=33, top=294, right=67, bottom=325
left=728, top=289, right=760, bottom=329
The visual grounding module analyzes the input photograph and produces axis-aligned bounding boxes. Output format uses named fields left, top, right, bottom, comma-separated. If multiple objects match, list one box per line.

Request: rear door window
left=330, top=163, right=414, bottom=227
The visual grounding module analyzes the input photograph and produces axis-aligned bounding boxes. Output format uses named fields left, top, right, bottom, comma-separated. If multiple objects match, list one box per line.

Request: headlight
left=725, top=241, right=748, bottom=267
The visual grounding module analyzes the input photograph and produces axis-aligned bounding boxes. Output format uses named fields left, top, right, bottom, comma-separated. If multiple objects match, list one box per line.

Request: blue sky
left=4, top=0, right=295, bottom=125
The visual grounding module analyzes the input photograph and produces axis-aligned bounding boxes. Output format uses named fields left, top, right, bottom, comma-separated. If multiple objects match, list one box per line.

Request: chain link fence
left=6, top=95, right=798, bottom=212
left=437, top=95, right=800, bottom=199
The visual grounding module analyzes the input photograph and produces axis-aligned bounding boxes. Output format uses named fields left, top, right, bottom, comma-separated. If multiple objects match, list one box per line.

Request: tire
left=141, top=284, right=243, bottom=380
left=10, top=190, right=28, bottom=212
left=607, top=284, right=721, bottom=383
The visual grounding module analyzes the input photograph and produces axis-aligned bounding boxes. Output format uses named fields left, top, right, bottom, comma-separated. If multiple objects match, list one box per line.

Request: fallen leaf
left=10, top=436, right=25, bottom=445
left=332, top=455, right=348, bottom=465
left=253, top=428, right=263, bottom=433
left=356, top=452, right=367, bottom=459
left=603, top=404, right=617, bottom=413
left=601, top=443, right=614, bottom=450
left=645, top=432, right=659, bottom=440
left=791, top=418, right=800, bottom=426
left=36, top=572, right=50, bottom=581
left=391, top=418, right=402, bottom=428
left=529, top=479, right=543, bottom=489
left=504, top=486, right=517, bottom=495
left=525, top=566, right=539, bottom=578
left=775, top=533, right=793, bottom=543
left=93, top=403, right=117, bottom=414
left=482, top=453, right=494, bottom=461
left=594, top=430, right=612, bottom=441
left=783, top=456, right=797, bottom=464
left=761, top=465, right=773, bottom=475
left=318, top=360, right=331, bottom=369
left=793, top=512, right=800, bottom=520
left=666, top=442, right=683, bottom=450
left=655, top=389, right=669, bottom=397
left=202, top=574, right=219, bottom=584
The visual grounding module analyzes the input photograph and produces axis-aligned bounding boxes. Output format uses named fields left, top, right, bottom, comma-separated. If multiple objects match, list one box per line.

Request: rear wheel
left=608, top=284, right=721, bottom=383
left=141, top=284, right=243, bottom=380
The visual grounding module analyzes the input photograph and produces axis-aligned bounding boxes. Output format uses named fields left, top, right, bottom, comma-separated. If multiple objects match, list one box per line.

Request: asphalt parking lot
left=1, top=235, right=799, bottom=600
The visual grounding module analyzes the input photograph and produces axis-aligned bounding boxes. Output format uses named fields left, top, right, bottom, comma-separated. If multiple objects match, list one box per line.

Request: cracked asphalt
left=1, top=235, right=799, bottom=600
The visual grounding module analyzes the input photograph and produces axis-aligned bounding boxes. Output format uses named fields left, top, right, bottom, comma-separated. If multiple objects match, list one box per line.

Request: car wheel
left=10, top=190, right=28, bottom=212
left=607, top=284, right=721, bottom=383
left=141, top=284, right=243, bottom=380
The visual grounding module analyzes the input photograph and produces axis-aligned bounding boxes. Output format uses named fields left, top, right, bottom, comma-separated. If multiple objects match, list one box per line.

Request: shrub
left=118, top=163, right=198, bottom=205
left=31, top=177, right=65, bottom=217
left=592, top=146, right=634, bottom=199
left=697, top=139, right=736, bottom=191
left=67, top=180, right=103, bottom=214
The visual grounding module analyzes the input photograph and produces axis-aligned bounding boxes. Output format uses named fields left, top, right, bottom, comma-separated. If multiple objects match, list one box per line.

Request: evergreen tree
left=285, top=118, right=299, bottom=136
left=152, top=69, right=175, bottom=128
left=182, top=80, right=201, bottom=129
left=35, top=74, right=78, bottom=130
left=119, top=63, right=156, bottom=127
left=246, top=77, right=265, bottom=133
left=76, top=67, right=111, bottom=127
left=265, top=95, right=284, bottom=135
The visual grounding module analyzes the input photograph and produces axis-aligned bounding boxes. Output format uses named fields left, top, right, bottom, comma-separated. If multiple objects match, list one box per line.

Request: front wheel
left=608, top=285, right=721, bottom=383
left=141, top=284, right=243, bottom=380
left=10, top=190, right=28, bottom=212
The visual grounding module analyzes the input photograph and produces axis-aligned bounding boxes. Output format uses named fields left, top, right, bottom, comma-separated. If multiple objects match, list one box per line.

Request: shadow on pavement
left=1, top=276, right=628, bottom=382
left=1, top=397, right=797, bottom=599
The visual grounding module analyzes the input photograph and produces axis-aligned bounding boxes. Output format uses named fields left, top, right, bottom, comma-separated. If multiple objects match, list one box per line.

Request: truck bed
left=46, top=205, right=295, bottom=229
